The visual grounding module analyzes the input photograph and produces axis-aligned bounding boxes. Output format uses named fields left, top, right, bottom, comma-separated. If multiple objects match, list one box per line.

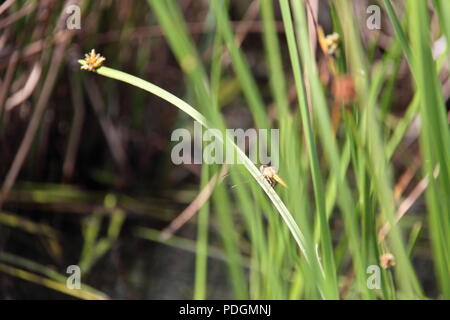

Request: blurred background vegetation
left=0, top=0, right=449, bottom=299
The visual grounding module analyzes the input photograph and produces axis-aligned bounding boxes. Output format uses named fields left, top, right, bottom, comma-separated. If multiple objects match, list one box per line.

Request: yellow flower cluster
left=78, top=49, right=105, bottom=71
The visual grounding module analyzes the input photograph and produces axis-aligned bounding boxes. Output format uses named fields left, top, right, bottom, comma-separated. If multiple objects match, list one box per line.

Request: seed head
left=380, top=253, right=396, bottom=269
left=332, top=74, right=355, bottom=105
left=78, top=49, right=105, bottom=71
left=324, top=32, right=340, bottom=55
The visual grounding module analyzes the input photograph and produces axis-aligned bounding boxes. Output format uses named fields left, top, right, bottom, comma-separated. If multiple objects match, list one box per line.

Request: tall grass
left=1, top=0, right=449, bottom=300
left=143, top=0, right=449, bottom=299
